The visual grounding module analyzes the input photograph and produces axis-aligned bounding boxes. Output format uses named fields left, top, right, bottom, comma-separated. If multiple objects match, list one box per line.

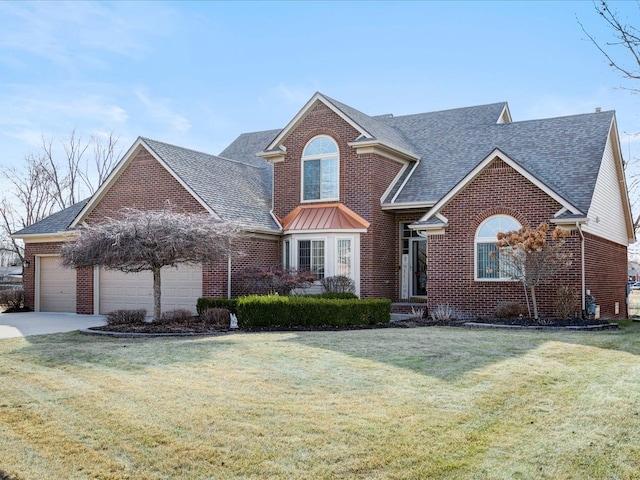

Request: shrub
left=0, top=288, right=24, bottom=311
left=556, top=285, right=579, bottom=319
left=197, top=297, right=238, bottom=315
left=200, top=308, right=231, bottom=328
left=495, top=302, right=526, bottom=318
left=321, top=275, right=356, bottom=294
left=105, top=309, right=146, bottom=325
left=240, top=266, right=316, bottom=295
left=236, top=295, right=391, bottom=329
left=307, top=292, right=358, bottom=299
left=430, top=304, right=455, bottom=321
left=157, top=309, right=193, bottom=324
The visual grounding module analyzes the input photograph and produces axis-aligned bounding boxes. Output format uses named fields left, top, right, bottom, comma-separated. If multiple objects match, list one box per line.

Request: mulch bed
left=87, top=316, right=616, bottom=335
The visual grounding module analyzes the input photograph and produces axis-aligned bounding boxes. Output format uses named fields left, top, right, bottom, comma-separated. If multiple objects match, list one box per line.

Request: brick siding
left=273, top=100, right=403, bottom=299
left=584, top=232, right=628, bottom=318
left=427, top=158, right=586, bottom=319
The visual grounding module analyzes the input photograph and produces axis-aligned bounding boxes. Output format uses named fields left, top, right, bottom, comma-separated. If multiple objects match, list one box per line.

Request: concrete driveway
left=0, top=312, right=106, bottom=339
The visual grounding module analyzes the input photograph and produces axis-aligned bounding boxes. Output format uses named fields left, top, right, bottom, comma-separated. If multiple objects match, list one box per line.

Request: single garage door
left=99, top=264, right=202, bottom=315
left=39, top=256, right=76, bottom=312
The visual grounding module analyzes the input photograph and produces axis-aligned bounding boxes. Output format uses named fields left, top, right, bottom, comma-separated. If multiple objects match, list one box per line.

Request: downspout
left=227, top=253, right=232, bottom=299
left=577, top=222, right=585, bottom=316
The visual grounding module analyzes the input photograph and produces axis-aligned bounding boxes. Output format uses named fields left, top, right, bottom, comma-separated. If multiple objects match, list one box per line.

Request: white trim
left=93, top=266, right=100, bottom=315
left=260, top=93, right=372, bottom=154
left=474, top=214, right=522, bottom=282
left=497, top=104, right=512, bottom=124
left=284, top=228, right=368, bottom=235
left=381, top=200, right=436, bottom=211
left=348, top=141, right=420, bottom=163
left=416, top=149, right=581, bottom=225
left=390, top=161, right=421, bottom=204
left=380, top=162, right=410, bottom=205
left=70, top=138, right=221, bottom=228
left=300, top=135, right=340, bottom=203
left=10, top=231, right=78, bottom=243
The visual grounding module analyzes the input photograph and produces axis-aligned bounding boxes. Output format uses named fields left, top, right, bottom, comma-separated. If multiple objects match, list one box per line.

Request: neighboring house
left=12, top=92, right=635, bottom=319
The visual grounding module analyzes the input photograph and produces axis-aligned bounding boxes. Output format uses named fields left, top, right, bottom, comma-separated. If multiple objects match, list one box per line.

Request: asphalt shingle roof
left=141, top=138, right=280, bottom=233
left=12, top=199, right=89, bottom=236
left=376, top=103, right=613, bottom=214
left=13, top=94, right=615, bottom=237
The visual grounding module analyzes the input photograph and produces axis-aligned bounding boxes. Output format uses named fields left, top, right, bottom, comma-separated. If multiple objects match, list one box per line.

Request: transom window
left=302, top=136, right=339, bottom=201
left=475, top=215, right=521, bottom=280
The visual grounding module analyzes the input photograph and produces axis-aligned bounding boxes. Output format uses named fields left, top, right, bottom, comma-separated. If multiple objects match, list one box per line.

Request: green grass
left=1, top=322, right=640, bottom=479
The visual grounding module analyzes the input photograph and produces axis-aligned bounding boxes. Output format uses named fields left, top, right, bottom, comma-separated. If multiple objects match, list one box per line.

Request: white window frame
left=300, top=135, right=340, bottom=203
left=284, top=233, right=360, bottom=296
left=475, top=215, right=521, bottom=282
left=335, top=237, right=353, bottom=278
left=298, top=238, right=326, bottom=279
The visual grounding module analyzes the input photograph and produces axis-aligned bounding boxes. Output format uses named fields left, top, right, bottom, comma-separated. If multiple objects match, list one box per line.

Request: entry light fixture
left=22, top=259, right=30, bottom=269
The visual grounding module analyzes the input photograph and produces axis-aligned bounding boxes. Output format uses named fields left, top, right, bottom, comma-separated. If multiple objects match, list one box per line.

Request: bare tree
left=579, top=1, right=640, bottom=89
left=579, top=1, right=640, bottom=230
left=60, top=208, right=242, bottom=320
left=0, top=131, right=120, bottom=261
left=494, top=223, right=572, bottom=320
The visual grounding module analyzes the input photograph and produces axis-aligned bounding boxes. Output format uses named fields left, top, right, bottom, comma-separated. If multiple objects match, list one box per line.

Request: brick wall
left=86, top=146, right=208, bottom=221
left=584, top=232, right=627, bottom=319
left=23, top=242, right=68, bottom=311
left=202, top=236, right=280, bottom=298
left=427, top=158, right=584, bottom=318
left=273, top=100, right=403, bottom=299
left=24, top=146, right=280, bottom=313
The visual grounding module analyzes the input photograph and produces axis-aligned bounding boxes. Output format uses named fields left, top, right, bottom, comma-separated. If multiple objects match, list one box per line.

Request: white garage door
left=99, top=264, right=202, bottom=315
left=39, top=256, right=76, bottom=312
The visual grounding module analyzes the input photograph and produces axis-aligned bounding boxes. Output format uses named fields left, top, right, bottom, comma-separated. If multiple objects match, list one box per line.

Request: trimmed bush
left=105, top=309, right=147, bottom=325
left=236, top=295, right=391, bottom=329
left=321, top=275, right=356, bottom=294
left=495, top=302, right=526, bottom=318
left=157, top=309, right=193, bottom=324
left=200, top=308, right=231, bottom=328
left=197, top=297, right=238, bottom=315
left=0, top=288, right=24, bottom=311
left=308, top=292, right=359, bottom=300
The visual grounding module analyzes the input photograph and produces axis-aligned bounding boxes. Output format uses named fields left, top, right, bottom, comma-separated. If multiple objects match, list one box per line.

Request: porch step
left=390, top=313, right=413, bottom=323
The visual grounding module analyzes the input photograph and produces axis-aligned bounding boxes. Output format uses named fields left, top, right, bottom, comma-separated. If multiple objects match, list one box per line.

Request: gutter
left=577, top=221, right=586, bottom=315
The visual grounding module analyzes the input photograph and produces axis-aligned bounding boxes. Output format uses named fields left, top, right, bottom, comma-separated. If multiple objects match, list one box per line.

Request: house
left=12, top=92, right=635, bottom=319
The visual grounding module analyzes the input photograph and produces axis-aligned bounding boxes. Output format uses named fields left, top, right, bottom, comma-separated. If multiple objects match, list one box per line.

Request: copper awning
left=280, top=203, right=370, bottom=232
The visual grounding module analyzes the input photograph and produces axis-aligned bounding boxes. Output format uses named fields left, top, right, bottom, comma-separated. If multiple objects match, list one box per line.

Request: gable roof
left=11, top=199, right=89, bottom=237
left=140, top=138, right=279, bottom=233
left=260, top=92, right=420, bottom=161
left=378, top=105, right=615, bottom=215
left=13, top=93, right=629, bottom=244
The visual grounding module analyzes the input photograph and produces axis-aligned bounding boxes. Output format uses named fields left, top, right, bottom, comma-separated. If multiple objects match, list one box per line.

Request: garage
left=38, top=256, right=76, bottom=312
left=98, top=264, right=202, bottom=315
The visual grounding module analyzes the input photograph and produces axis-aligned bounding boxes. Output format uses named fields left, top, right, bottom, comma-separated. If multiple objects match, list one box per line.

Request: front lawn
left=1, top=323, right=640, bottom=479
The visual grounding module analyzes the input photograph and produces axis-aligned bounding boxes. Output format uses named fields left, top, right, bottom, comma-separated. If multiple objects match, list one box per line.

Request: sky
left=1, top=1, right=640, bottom=192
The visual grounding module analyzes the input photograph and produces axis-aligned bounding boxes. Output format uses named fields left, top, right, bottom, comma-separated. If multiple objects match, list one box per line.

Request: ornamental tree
left=60, top=208, right=242, bottom=320
left=494, top=223, right=572, bottom=320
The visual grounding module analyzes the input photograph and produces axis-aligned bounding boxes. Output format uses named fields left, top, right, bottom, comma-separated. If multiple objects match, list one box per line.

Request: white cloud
left=0, top=1, right=175, bottom=68
left=135, top=88, right=191, bottom=133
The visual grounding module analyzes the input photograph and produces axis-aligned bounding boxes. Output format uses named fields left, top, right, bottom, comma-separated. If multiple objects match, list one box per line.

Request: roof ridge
left=504, top=110, right=615, bottom=126
left=378, top=101, right=508, bottom=121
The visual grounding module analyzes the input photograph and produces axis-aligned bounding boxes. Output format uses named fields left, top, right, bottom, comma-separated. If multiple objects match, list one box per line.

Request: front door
left=411, top=238, right=427, bottom=297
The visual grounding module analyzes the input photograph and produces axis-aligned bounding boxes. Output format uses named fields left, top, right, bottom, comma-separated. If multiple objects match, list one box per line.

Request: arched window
left=302, top=136, right=339, bottom=201
left=475, top=215, right=521, bottom=280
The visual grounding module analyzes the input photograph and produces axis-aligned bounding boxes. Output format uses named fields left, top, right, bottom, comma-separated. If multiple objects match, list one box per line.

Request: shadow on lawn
left=283, top=322, right=640, bottom=381
left=14, top=332, right=237, bottom=372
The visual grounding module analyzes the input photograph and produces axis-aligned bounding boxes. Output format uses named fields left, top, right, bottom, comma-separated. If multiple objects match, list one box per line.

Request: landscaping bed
left=87, top=315, right=617, bottom=334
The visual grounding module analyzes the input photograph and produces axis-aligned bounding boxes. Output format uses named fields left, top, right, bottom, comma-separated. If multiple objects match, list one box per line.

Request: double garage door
left=37, top=256, right=202, bottom=315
